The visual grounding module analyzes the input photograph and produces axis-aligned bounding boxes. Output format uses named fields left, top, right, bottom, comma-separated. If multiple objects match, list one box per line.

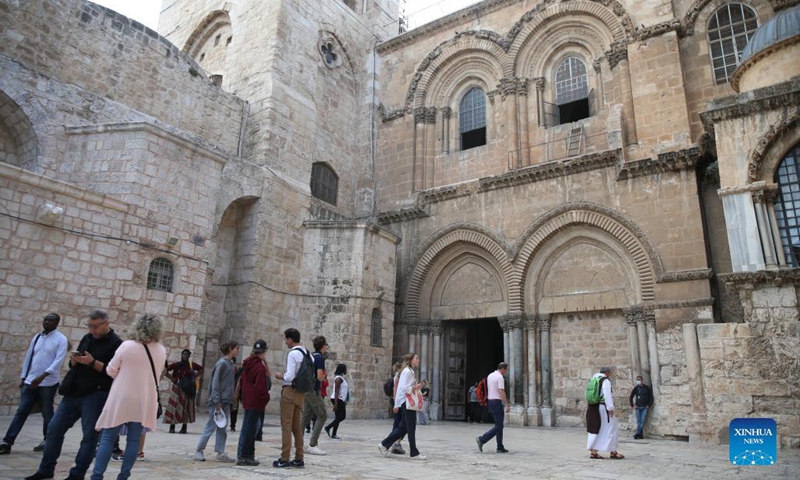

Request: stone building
left=0, top=0, right=798, bottom=447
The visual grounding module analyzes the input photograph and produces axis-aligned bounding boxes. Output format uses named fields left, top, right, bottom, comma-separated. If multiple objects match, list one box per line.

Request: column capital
left=498, top=76, right=529, bottom=99
left=499, top=312, right=526, bottom=330
left=623, top=307, right=643, bottom=325
left=643, top=310, right=656, bottom=326
left=533, top=77, right=545, bottom=92
left=524, top=312, right=538, bottom=330
left=440, top=106, right=452, bottom=119
left=536, top=313, right=551, bottom=331
left=606, top=40, right=628, bottom=70
left=592, top=58, right=603, bottom=74
left=751, top=184, right=779, bottom=204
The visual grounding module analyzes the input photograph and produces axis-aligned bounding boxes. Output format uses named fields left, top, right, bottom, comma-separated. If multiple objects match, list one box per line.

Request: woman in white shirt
left=377, top=353, right=425, bottom=460
left=324, top=364, right=349, bottom=439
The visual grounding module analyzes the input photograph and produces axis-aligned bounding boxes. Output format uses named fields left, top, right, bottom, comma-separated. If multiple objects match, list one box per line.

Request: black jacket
left=629, top=384, right=654, bottom=408
left=68, top=329, right=123, bottom=397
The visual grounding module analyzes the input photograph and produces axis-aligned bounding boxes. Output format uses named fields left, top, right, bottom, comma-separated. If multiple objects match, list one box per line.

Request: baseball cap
left=253, top=339, right=267, bottom=353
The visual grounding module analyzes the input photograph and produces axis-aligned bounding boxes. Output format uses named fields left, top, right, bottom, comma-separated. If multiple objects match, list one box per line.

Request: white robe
left=587, top=373, right=619, bottom=452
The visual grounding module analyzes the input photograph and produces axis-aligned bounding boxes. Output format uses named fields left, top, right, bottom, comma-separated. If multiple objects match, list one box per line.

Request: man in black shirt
left=628, top=375, right=654, bottom=439
left=25, top=310, right=123, bottom=480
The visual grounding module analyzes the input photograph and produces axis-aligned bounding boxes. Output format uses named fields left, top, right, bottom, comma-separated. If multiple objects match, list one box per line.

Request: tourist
left=230, top=357, right=241, bottom=432
left=236, top=339, right=270, bottom=466
left=324, top=363, right=349, bottom=439
left=301, top=336, right=329, bottom=455
left=388, top=362, right=406, bottom=454
left=273, top=328, right=309, bottom=468
left=163, top=349, right=204, bottom=434
left=587, top=367, right=624, bottom=459
left=629, top=375, right=653, bottom=439
left=468, top=381, right=480, bottom=423
left=378, top=353, right=425, bottom=460
left=0, top=313, right=68, bottom=455
left=193, top=341, right=239, bottom=463
left=25, top=310, right=123, bottom=480
left=90, top=314, right=167, bottom=480
left=476, top=362, right=510, bottom=454
left=418, top=379, right=430, bottom=425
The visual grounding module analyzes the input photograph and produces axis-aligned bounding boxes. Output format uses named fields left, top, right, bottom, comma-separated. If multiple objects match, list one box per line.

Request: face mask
left=636, top=380, right=642, bottom=386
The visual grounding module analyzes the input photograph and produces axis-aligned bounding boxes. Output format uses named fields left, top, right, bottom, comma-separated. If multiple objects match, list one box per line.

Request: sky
left=89, top=0, right=479, bottom=32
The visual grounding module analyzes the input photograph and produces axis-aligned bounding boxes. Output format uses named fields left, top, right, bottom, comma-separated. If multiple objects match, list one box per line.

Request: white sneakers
left=215, top=452, right=235, bottom=463
left=193, top=451, right=205, bottom=462
left=411, top=454, right=427, bottom=460
left=377, top=443, right=389, bottom=457
left=307, top=445, right=327, bottom=456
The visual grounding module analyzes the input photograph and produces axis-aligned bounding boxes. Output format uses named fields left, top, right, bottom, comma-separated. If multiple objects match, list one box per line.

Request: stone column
left=636, top=312, right=651, bottom=385
left=752, top=189, right=778, bottom=269
left=424, top=108, right=437, bottom=189
left=504, top=88, right=520, bottom=167
left=682, top=323, right=708, bottom=443
left=534, top=77, right=545, bottom=128
left=431, top=324, right=442, bottom=420
left=538, top=314, right=554, bottom=426
left=412, top=108, right=425, bottom=191
left=525, top=313, right=540, bottom=425
left=645, top=311, right=660, bottom=398
left=623, top=308, right=641, bottom=378
left=407, top=322, right=418, bottom=354
left=520, top=83, right=531, bottom=166
left=419, top=323, right=430, bottom=384
left=766, top=194, right=787, bottom=265
left=592, top=58, right=604, bottom=114
left=441, top=107, right=451, bottom=155
left=608, top=42, right=637, bottom=145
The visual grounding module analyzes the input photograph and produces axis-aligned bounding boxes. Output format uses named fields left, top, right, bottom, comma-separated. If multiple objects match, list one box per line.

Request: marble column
left=645, top=311, right=660, bottom=398
left=752, top=190, right=778, bottom=268
left=412, top=109, right=425, bottom=191
left=766, top=197, right=787, bottom=265
left=505, top=93, right=520, bottom=167
left=525, top=314, right=540, bottom=425
left=407, top=322, right=418, bottom=354
left=534, top=77, right=545, bottom=128
left=636, top=313, right=651, bottom=385
left=538, top=314, right=554, bottom=426
left=441, top=107, right=451, bottom=155
left=519, top=84, right=531, bottom=166
left=431, top=324, right=442, bottom=420
left=608, top=42, right=637, bottom=145
left=623, top=308, right=641, bottom=378
left=683, top=323, right=708, bottom=442
left=419, top=324, right=430, bottom=384
left=498, top=316, right=513, bottom=399
left=424, top=108, right=437, bottom=189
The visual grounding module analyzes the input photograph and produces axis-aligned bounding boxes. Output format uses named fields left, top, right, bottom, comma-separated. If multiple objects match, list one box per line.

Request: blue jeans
left=237, top=409, right=259, bottom=459
left=381, top=404, right=420, bottom=457
left=91, top=422, right=143, bottom=480
left=196, top=404, right=230, bottom=454
left=3, top=383, right=58, bottom=444
left=36, top=391, right=108, bottom=478
left=479, top=400, right=505, bottom=448
left=635, top=406, right=649, bottom=436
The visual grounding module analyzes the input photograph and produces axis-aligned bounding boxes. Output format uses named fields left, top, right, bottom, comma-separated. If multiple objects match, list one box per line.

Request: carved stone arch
left=749, top=111, right=800, bottom=184
left=403, top=224, right=513, bottom=320
left=183, top=10, right=232, bottom=57
left=0, top=88, right=39, bottom=168
left=682, top=0, right=773, bottom=37
left=429, top=58, right=501, bottom=107
left=408, top=39, right=507, bottom=110
left=510, top=202, right=663, bottom=310
left=507, top=1, right=628, bottom=75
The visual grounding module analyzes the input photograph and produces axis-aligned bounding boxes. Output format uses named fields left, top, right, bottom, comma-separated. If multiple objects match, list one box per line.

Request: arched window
left=311, top=162, right=338, bottom=205
left=707, top=4, right=759, bottom=85
left=459, top=87, right=487, bottom=151
left=147, top=257, right=174, bottom=292
left=554, top=57, right=590, bottom=124
left=370, top=308, right=382, bottom=346
left=774, top=143, right=800, bottom=266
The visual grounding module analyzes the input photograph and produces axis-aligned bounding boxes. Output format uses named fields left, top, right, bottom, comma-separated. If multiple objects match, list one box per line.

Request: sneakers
left=292, top=459, right=305, bottom=468
left=496, top=447, right=509, bottom=454
left=33, top=441, right=45, bottom=452
left=324, top=426, right=332, bottom=438
left=331, top=435, right=342, bottom=440
left=410, top=454, right=427, bottom=460
left=215, top=452, right=235, bottom=463
left=111, top=451, right=123, bottom=462
left=0, top=442, right=11, bottom=454
left=390, top=443, right=405, bottom=455
left=138, top=452, right=146, bottom=461
left=236, top=457, right=260, bottom=466
left=307, top=445, right=326, bottom=455
left=23, top=474, right=53, bottom=480
left=193, top=451, right=206, bottom=462
left=377, top=443, right=389, bottom=457
left=273, top=458, right=292, bottom=468
left=476, top=436, right=483, bottom=453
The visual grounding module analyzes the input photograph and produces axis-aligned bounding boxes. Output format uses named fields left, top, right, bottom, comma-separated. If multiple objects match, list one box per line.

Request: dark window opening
left=226, top=36, right=232, bottom=46
left=461, top=127, right=486, bottom=151
left=214, top=34, right=221, bottom=47
left=370, top=308, right=382, bottom=347
left=311, top=162, right=338, bottom=206
left=775, top=143, right=800, bottom=266
left=147, top=257, right=174, bottom=292
left=459, top=87, right=487, bottom=151
left=558, top=98, right=590, bottom=124
left=199, top=53, right=205, bottom=62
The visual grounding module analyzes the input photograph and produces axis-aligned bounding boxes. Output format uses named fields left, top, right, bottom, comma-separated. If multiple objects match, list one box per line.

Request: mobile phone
left=71, top=350, right=82, bottom=356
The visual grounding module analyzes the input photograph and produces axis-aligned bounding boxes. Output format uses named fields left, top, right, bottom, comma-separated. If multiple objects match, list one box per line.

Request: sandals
left=610, top=452, right=625, bottom=459
left=590, top=452, right=604, bottom=459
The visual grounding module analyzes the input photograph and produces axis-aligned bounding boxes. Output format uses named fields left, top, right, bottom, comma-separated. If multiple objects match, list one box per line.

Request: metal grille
left=707, top=4, right=758, bottom=85
left=775, top=143, right=800, bottom=267
left=459, top=87, right=486, bottom=133
left=311, top=162, right=338, bottom=206
left=555, top=57, right=588, bottom=105
left=370, top=308, right=382, bottom=347
left=147, top=257, right=174, bottom=292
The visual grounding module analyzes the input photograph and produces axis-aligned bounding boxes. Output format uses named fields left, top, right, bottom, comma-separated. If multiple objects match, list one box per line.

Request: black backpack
left=383, top=376, right=394, bottom=398
left=291, top=347, right=316, bottom=394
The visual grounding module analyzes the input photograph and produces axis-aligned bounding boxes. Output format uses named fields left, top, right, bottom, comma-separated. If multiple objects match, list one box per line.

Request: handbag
left=143, top=344, right=163, bottom=419
left=178, top=373, right=196, bottom=399
left=405, top=390, right=424, bottom=411
left=57, top=368, right=78, bottom=396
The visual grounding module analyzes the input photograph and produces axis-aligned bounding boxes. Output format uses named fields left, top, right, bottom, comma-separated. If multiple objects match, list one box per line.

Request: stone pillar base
left=429, top=402, right=442, bottom=421
left=541, top=407, right=555, bottom=427
left=526, top=406, right=542, bottom=426
left=506, top=405, right=527, bottom=426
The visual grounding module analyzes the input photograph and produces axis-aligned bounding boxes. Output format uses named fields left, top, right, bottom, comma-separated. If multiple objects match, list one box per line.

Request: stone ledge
left=720, top=268, right=800, bottom=294
left=642, top=298, right=715, bottom=310
left=302, top=220, right=401, bottom=244
left=375, top=205, right=430, bottom=225
left=617, top=147, right=701, bottom=180
left=658, top=268, right=713, bottom=283
left=700, top=77, right=800, bottom=127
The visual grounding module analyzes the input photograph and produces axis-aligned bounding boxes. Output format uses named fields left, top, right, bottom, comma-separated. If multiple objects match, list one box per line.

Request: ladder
left=566, top=124, right=583, bottom=157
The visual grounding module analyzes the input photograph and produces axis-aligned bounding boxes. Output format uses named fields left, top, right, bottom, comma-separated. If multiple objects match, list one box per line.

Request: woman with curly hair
left=163, top=349, right=204, bottom=433
left=90, top=314, right=167, bottom=480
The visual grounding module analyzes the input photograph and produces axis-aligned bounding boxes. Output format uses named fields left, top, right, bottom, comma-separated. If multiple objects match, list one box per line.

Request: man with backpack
left=475, top=363, right=510, bottom=454
left=586, top=367, right=624, bottom=459
left=273, top=328, right=314, bottom=468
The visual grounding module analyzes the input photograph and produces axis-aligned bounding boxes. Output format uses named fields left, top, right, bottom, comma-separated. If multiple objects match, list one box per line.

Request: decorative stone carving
left=375, top=205, right=431, bottom=226
left=617, top=147, right=701, bottom=180
left=623, top=307, right=644, bottom=325
left=592, top=58, right=603, bottom=74
left=533, top=77, right=545, bottom=92
left=644, top=298, right=715, bottom=310
left=721, top=269, right=800, bottom=295
left=658, top=268, right=713, bottom=283
left=440, top=106, right=451, bottom=119
left=700, top=78, right=800, bottom=126
left=486, top=90, right=498, bottom=106
left=318, top=37, right=343, bottom=69
left=498, top=76, right=528, bottom=98
left=418, top=183, right=475, bottom=204
left=605, top=40, right=628, bottom=70
left=536, top=313, right=551, bottom=331
left=524, top=313, right=537, bottom=330
left=499, top=312, right=526, bottom=330
left=633, top=19, right=681, bottom=42
left=412, top=107, right=436, bottom=124
left=377, top=103, right=407, bottom=123
left=747, top=111, right=800, bottom=183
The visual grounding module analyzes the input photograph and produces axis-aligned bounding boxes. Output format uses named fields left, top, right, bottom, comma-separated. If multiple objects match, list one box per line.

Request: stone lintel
left=720, top=268, right=800, bottom=295
left=700, top=77, right=800, bottom=128
left=375, top=205, right=430, bottom=225
left=658, top=268, right=713, bottom=283
left=302, top=220, right=401, bottom=244
left=617, top=147, right=701, bottom=180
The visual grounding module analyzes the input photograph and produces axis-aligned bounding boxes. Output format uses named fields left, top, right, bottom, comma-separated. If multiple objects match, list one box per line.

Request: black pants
left=381, top=404, right=419, bottom=457
left=326, top=400, right=347, bottom=437
left=230, top=408, right=238, bottom=430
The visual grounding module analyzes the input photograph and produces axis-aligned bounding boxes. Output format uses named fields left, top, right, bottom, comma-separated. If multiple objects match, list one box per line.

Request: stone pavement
left=0, top=415, right=797, bottom=479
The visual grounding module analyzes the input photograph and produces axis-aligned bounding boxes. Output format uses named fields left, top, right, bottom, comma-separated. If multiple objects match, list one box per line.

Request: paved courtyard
left=0, top=415, right=797, bottom=479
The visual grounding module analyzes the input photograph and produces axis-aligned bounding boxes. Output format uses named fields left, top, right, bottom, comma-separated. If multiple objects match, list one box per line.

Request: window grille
left=147, top=257, right=174, bottom=292
left=707, top=4, right=758, bottom=85
left=774, top=143, right=800, bottom=266
left=555, top=57, right=589, bottom=105
left=459, top=87, right=486, bottom=134
left=370, top=308, right=382, bottom=347
left=311, top=162, right=338, bottom=206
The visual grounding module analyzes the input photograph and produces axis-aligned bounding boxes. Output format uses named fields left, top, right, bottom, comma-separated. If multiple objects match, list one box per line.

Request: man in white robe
left=586, top=367, right=624, bottom=459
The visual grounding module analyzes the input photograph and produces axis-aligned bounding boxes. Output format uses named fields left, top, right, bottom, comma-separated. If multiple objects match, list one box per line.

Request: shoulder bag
left=143, top=344, right=163, bottom=419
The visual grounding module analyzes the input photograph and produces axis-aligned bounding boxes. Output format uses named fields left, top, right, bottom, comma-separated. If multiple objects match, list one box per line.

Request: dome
left=739, top=5, right=800, bottom=64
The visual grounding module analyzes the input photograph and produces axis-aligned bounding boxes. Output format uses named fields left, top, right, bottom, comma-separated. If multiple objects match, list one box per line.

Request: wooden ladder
left=566, top=124, right=583, bottom=157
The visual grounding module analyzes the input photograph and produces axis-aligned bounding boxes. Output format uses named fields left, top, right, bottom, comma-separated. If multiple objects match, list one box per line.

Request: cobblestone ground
left=0, top=415, right=798, bottom=479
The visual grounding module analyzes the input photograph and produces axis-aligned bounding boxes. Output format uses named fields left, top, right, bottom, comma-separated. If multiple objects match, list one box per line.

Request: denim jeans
left=91, top=422, right=143, bottom=480
left=635, top=406, right=649, bottom=436
left=237, top=409, right=259, bottom=459
left=36, top=391, right=108, bottom=478
left=479, top=399, right=505, bottom=448
left=3, top=383, right=58, bottom=444
left=196, top=403, right=230, bottom=454
left=381, top=404, right=420, bottom=457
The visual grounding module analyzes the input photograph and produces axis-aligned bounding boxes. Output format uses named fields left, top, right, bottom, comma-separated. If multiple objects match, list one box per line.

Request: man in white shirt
left=0, top=313, right=68, bottom=454
left=273, top=328, right=308, bottom=468
left=476, top=362, right=510, bottom=454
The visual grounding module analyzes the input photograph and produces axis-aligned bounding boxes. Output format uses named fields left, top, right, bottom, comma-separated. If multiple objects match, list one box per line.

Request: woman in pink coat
left=91, top=314, right=167, bottom=480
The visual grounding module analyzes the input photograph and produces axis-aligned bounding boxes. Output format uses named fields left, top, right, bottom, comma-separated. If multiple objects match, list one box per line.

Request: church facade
left=0, top=0, right=798, bottom=446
